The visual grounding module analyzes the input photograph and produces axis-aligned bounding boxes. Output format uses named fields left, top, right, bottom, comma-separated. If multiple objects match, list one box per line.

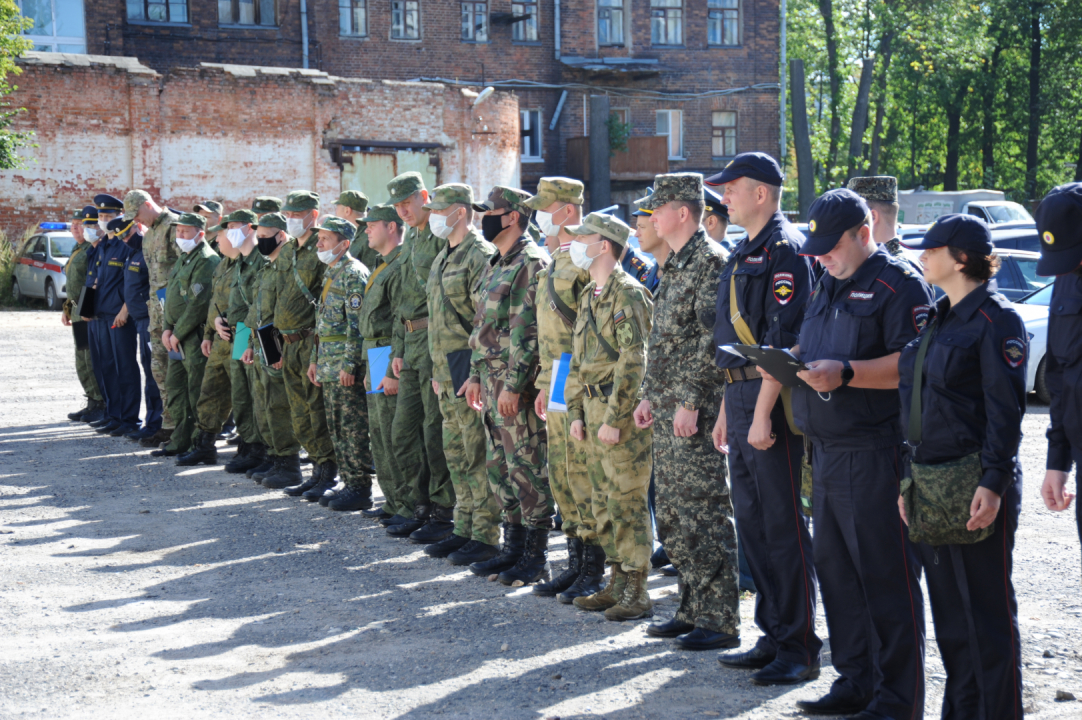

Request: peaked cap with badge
left=360, top=204, right=404, bottom=226
left=335, top=190, right=369, bottom=213
left=222, top=209, right=258, bottom=226
left=252, top=196, right=283, bottom=214
left=386, top=172, right=427, bottom=205
left=801, top=188, right=870, bottom=256
left=282, top=190, right=320, bottom=213
left=705, top=152, right=784, bottom=187
left=1035, top=182, right=1082, bottom=276
left=173, top=212, right=207, bottom=230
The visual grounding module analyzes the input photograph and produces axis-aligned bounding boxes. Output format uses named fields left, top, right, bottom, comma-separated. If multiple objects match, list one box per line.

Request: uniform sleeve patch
left=912, top=305, right=932, bottom=332
left=1003, top=337, right=1026, bottom=368
left=773, top=272, right=794, bottom=305
left=615, top=320, right=637, bottom=348
left=192, top=283, right=204, bottom=296
left=348, top=292, right=362, bottom=309
left=614, top=309, right=627, bottom=325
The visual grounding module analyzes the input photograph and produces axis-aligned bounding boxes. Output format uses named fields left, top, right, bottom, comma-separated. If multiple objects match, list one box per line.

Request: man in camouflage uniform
left=422, top=184, right=504, bottom=563
left=335, top=190, right=381, bottom=272
left=152, top=213, right=220, bottom=457
left=847, top=176, right=922, bottom=275
left=63, top=206, right=105, bottom=422
left=195, top=201, right=224, bottom=253
left=525, top=177, right=602, bottom=602
left=386, top=172, right=453, bottom=541
left=465, top=186, right=552, bottom=586
left=252, top=196, right=283, bottom=217
left=124, top=189, right=179, bottom=448
left=306, top=217, right=376, bottom=511
left=632, top=173, right=741, bottom=651
left=563, top=212, right=655, bottom=622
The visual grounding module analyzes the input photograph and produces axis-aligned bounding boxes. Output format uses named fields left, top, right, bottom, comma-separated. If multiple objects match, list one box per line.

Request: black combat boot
left=533, top=537, right=583, bottom=597
left=285, top=461, right=322, bottom=497
left=226, top=442, right=265, bottom=474
left=95, top=419, right=121, bottom=434
left=408, top=504, right=455, bottom=545
left=261, top=454, right=303, bottom=489
left=558, top=543, right=606, bottom=604
left=315, top=462, right=339, bottom=505
left=302, top=465, right=336, bottom=502
left=140, top=427, right=173, bottom=448
left=328, top=485, right=372, bottom=511
left=424, top=533, right=470, bottom=558
left=68, top=400, right=92, bottom=421
left=88, top=415, right=113, bottom=428
left=79, top=399, right=106, bottom=423
left=498, top=526, right=551, bottom=586
left=387, top=504, right=430, bottom=537
left=248, top=455, right=277, bottom=481
left=380, top=513, right=410, bottom=527
left=176, top=431, right=219, bottom=467
left=447, top=539, right=499, bottom=565
left=469, top=523, right=527, bottom=576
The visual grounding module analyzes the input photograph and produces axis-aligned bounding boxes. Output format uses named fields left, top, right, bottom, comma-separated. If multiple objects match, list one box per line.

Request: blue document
left=156, top=287, right=166, bottom=310
left=547, top=352, right=572, bottom=412
left=231, top=321, right=251, bottom=360
left=367, top=346, right=393, bottom=394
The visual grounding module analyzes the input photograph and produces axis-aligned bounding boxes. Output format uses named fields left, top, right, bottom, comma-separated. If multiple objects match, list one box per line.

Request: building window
left=218, top=0, right=276, bottom=26
left=712, top=111, right=736, bottom=157
left=650, top=0, right=682, bottom=46
left=521, top=109, right=543, bottom=162
left=127, top=0, right=188, bottom=23
left=17, top=0, right=86, bottom=52
left=656, top=109, right=683, bottom=160
left=461, top=2, right=487, bottom=41
left=339, top=0, right=366, bottom=36
left=708, top=0, right=739, bottom=46
left=391, top=0, right=419, bottom=39
left=598, top=0, right=624, bottom=46
left=511, top=1, right=538, bottom=42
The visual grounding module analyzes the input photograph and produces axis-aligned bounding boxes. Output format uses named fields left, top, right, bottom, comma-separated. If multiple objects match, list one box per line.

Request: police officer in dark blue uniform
left=81, top=205, right=113, bottom=430
left=789, top=188, right=932, bottom=720
left=703, top=186, right=735, bottom=252
left=706, top=153, right=821, bottom=686
left=1036, top=183, right=1082, bottom=567
left=897, top=214, right=1025, bottom=720
left=629, top=194, right=666, bottom=291
left=620, top=240, right=660, bottom=294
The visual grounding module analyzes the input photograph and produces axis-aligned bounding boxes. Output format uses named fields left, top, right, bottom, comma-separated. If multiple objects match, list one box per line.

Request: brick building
left=18, top=0, right=781, bottom=212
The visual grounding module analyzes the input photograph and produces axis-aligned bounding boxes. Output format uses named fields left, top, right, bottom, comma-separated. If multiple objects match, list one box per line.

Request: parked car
left=963, top=200, right=1034, bottom=227
left=11, top=223, right=76, bottom=311
left=990, top=226, right=1040, bottom=253
left=1012, top=283, right=1053, bottom=403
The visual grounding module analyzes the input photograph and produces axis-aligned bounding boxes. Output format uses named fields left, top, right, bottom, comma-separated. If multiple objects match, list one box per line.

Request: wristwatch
left=840, top=360, right=854, bottom=387
left=680, top=400, right=697, bottom=411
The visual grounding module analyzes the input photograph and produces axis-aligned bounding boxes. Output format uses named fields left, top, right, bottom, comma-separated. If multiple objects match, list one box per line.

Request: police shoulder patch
left=348, top=292, right=362, bottom=309
left=912, top=304, right=932, bottom=332
left=1003, top=337, right=1026, bottom=368
left=773, top=272, right=794, bottom=305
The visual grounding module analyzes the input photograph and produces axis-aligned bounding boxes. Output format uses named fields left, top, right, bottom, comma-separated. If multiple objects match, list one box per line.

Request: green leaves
left=0, top=0, right=33, bottom=170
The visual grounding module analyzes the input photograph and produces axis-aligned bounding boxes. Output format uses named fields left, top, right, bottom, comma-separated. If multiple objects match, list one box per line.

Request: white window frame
left=650, top=0, right=683, bottom=46
left=461, top=1, right=488, bottom=42
left=656, top=109, right=684, bottom=161
left=339, top=0, right=367, bottom=36
left=707, top=0, right=740, bottom=46
left=18, top=0, right=86, bottom=52
left=391, top=0, right=420, bottom=40
left=521, top=109, right=544, bottom=163
left=597, top=0, right=624, bottom=47
left=712, top=110, right=737, bottom=158
left=511, top=0, right=538, bottom=42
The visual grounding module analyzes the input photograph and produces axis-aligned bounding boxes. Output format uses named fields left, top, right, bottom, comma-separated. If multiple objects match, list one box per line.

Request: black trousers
left=726, top=379, right=821, bottom=665
left=813, top=442, right=925, bottom=720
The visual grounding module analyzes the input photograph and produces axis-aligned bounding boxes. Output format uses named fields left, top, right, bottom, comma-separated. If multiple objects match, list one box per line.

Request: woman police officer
left=897, top=214, right=1025, bottom=720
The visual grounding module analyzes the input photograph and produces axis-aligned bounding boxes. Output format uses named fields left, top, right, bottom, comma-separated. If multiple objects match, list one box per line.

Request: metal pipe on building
left=554, top=0, right=561, bottom=59
left=300, top=0, right=310, bottom=69
left=549, top=90, right=568, bottom=131
left=779, top=0, right=787, bottom=163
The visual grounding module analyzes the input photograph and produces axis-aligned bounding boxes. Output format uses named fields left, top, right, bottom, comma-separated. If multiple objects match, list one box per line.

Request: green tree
left=0, top=0, right=32, bottom=170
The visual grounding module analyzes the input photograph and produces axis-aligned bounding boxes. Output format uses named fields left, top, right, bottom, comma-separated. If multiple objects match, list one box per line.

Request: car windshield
left=1014, top=257, right=1051, bottom=294
left=984, top=204, right=1033, bottom=224
left=1020, top=282, right=1054, bottom=306
left=49, top=235, right=76, bottom=258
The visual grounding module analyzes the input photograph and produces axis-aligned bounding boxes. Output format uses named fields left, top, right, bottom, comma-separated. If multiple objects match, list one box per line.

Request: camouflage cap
left=524, top=177, right=585, bottom=210
left=637, top=173, right=704, bottom=211
left=386, top=172, right=426, bottom=205
left=473, top=186, right=534, bottom=216
left=194, top=200, right=224, bottom=215
left=312, top=215, right=357, bottom=241
left=335, top=190, right=369, bottom=213
left=565, top=212, right=631, bottom=248
left=252, top=196, right=283, bottom=214
left=847, top=176, right=898, bottom=204
left=282, top=190, right=320, bottom=213
left=222, top=209, right=258, bottom=226
left=423, top=183, right=474, bottom=210
left=122, top=190, right=152, bottom=222
left=360, top=204, right=404, bottom=226
left=257, top=212, right=288, bottom=231
left=173, top=212, right=207, bottom=230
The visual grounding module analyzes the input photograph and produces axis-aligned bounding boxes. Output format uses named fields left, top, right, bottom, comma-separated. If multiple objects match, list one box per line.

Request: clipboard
left=156, top=287, right=166, bottom=311
left=446, top=349, right=472, bottom=396
left=547, top=353, right=572, bottom=412
left=75, top=286, right=96, bottom=318
left=167, top=344, right=185, bottom=361
left=256, top=323, right=283, bottom=366
left=367, top=346, right=393, bottom=394
left=231, top=321, right=252, bottom=360
left=719, top=344, right=809, bottom=388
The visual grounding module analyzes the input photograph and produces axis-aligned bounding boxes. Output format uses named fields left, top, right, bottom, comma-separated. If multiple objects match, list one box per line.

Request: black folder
left=75, top=286, right=96, bottom=319
left=446, top=349, right=473, bottom=395
left=719, top=344, right=810, bottom=388
left=257, top=323, right=283, bottom=366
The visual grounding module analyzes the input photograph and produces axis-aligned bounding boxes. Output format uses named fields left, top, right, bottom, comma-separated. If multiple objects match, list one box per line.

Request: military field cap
left=222, top=209, right=258, bottom=226
left=257, top=212, right=288, bottom=231
left=386, top=172, right=426, bottom=205
left=194, top=200, right=224, bottom=215
left=282, top=190, right=320, bottom=213
left=252, top=196, right=283, bottom=214
left=1035, top=183, right=1082, bottom=276
left=801, top=188, right=871, bottom=256
left=704, top=186, right=730, bottom=221
left=80, top=205, right=99, bottom=223
left=524, top=177, right=585, bottom=210
left=335, top=190, right=369, bottom=213
left=122, top=190, right=152, bottom=221
left=360, top=204, right=404, bottom=226
left=902, top=214, right=992, bottom=256
left=423, top=183, right=474, bottom=210
left=94, top=193, right=124, bottom=213
left=173, top=212, right=207, bottom=230
left=106, top=216, right=135, bottom=237
left=631, top=187, right=654, bottom=217
left=566, top=212, right=631, bottom=248
left=313, top=215, right=357, bottom=241
left=705, top=152, right=784, bottom=188
left=637, top=173, right=704, bottom=211
left=847, top=176, right=898, bottom=204
left=473, top=186, right=534, bottom=216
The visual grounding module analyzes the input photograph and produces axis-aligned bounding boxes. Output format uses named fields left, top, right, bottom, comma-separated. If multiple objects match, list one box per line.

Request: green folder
left=231, top=321, right=252, bottom=360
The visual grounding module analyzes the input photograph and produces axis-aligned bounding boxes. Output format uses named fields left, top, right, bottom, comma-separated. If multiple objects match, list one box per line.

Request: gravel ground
left=1, top=308, right=1081, bottom=719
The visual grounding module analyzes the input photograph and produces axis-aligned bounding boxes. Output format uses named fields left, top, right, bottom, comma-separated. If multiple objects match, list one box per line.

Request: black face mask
left=481, top=213, right=507, bottom=243
left=125, top=233, right=143, bottom=253
left=256, top=234, right=279, bottom=256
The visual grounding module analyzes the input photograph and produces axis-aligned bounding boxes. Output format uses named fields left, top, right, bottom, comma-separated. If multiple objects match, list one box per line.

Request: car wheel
left=45, top=279, right=61, bottom=311
left=11, top=276, right=22, bottom=303
left=1036, top=356, right=1050, bottom=405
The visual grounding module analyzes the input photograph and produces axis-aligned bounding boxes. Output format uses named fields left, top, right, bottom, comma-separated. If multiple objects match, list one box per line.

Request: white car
left=11, top=224, right=76, bottom=311
left=1012, top=283, right=1052, bottom=403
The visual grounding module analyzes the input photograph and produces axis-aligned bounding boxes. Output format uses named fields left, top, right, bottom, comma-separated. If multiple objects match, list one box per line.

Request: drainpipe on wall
left=554, top=0, right=561, bottom=59
left=301, top=0, right=310, bottom=69
left=779, top=0, right=787, bottom=164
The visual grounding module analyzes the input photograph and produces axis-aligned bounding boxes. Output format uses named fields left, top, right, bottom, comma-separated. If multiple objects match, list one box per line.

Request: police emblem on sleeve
left=348, top=292, right=362, bottom=309
left=912, top=304, right=932, bottom=332
left=773, top=272, right=794, bottom=305
left=1003, top=337, right=1026, bottom=368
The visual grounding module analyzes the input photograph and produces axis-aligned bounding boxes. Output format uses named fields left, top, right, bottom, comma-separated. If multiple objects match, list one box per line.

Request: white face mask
left=317, top=241, right=345, bottom=265
left=536, top=207, right=564, bottom=238
left=286, top=217, right=309, bottom=238
left=428, top=210, right=461, bottom=240
left=569, top=240, right=599, bottom=270
left=97, top=219, right=109, bottom=234
left=226, top=227, right=248, bottom=248
left=176, top=235, right=200, bottom=254
left=83, top=227, right=100, bottom=242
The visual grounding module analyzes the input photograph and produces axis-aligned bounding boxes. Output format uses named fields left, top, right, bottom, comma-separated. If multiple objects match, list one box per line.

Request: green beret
left=282, top=190, right=320, bottom=213
left=566, top=212, right=631, bottom=247
left=194, top=200, right=224, bottom=215
left=222, top=209, right=258, bottom=226
left=312, top=216, right=357, bottom=241
left=360, top=204, right=404, bottom=226
left=386, top=172, right=426, bottom=205
left=423, top=183, right=474, bottom=210
left=473, top=186, right=533, bottom=216
left=335, top=190, right=369, bottom=213
left=173, top=212, right=207, bottom=230
left=257, top=212, right=288, bottom=231
left=252, top=196, right=283, bottom=214
left=525, top=177, right=585, bottom=210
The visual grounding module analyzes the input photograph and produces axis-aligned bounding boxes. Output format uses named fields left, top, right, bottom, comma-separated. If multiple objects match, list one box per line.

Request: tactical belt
left=281, top=328, right=314, bottom=345
left=320, top=334, right=347, bottom=343
left=403, top=317, right=429, bottom=332
left=723, top=365, right=762, bottom=384
left=583, top=383, right=613, bottom=398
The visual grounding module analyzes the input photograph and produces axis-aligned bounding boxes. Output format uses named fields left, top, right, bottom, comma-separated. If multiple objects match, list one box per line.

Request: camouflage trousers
left=367, top=381, right=410, bottom=516
left=324, top=379, right=375, bottom=490
left=253, top=359, right=299, bottom=456
left=147, top=301, right=174, bottom=429
left=652, top=402, right=740, bottom=636
left=393, top=344, right=453, bottom=511
left=195, top=337, right=233, bottom=435
left=580, top=397, right=654, bottom=572
left=72, top=322, right=103, bottom=402
left=163, top=332, right=210, bottom=453
left=229, top=355, right=263, bottom=445
left=546, top=409, right=597, bottom=544
left=439, top=389, right=501, bottom=545
left=282, top=335, right=335, bottom=464
left=479, top=365, right=551, bottom=528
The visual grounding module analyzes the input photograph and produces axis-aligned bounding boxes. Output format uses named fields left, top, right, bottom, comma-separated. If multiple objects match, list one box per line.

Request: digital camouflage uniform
left=387, top=172, right=453, bottom=514
left=469, top=188, right=552, bottom=528
left=337, top=190, right=382, bottom=272
left=64, top=227, right=103, bottom=404
left=425, top=184, right=503, bottom=545
left=193, top=252, right=235, bottom=435
left=847, top=176, right=915, bottom=262
left=227, top=231, right=266, bottom=446
left=639, top=174, right=739, bottom=636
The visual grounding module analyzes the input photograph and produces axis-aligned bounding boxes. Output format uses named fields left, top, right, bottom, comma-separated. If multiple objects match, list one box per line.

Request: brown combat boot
left=604, top=567, right=654, bottom=621
left=573, top=563, right=626, bottom=612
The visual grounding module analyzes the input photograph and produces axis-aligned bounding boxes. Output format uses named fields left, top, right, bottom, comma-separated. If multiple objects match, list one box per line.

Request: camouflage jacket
left=164, top=240, right=219, bottom=343
left=203, top=255, right=236, bottom=342
left=274, top=230, right=325, bottom=334
left=311, top=253, right=371, bottom=381
left=426, top=228, right=497, bottom=390
left=227, top=250, right=264, bottom=329
left=566, top=267, right=654, bottom=429
left=348, top=223, right=381, bottom=274
left=393, top=221, right=446, bottom=367
left=642, top=228, right=728, bottom=410
left=63, top=241, right=92, bottom=322
left=359, top=244, right=407, bottom=347
left=535, top=244, right=591, bottom=391
left=144, top=208, right=180, bottom=298
left=468, top=234, right=550, bottom=393
left=248, top=255, right=280, bottom=353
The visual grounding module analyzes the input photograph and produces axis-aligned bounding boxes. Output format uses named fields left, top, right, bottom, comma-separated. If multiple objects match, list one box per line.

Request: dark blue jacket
left=621, top=244, right=661, bottom=294
left=91, top=235, right=133, bottom=318
left=1046, top=271, right=1082, bottom=472
left=122, top=241, right=150, bottom=322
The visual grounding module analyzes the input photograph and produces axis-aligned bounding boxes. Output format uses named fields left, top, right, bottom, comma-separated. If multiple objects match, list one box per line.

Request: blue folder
left=231, top=321, right=251, bottom=360
left=367, top=346, right=393, bottom=394
left=547, top=352, right=572, bottom=412
left=155, top=287, right=166, bottom=310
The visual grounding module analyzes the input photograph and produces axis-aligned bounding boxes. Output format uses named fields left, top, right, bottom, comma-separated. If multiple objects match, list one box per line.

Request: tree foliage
left=0, top=0, right=33, bottom=171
